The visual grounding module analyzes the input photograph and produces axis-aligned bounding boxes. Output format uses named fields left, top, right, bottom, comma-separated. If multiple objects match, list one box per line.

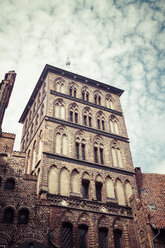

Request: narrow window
left=84, top=115, right=87, bottom=126
left=102, top=120, right=105, bottom=130
left=82, top=91, right=85, bottom=100
left=94, top=147, right=98, bottom=163
left=114, top=229, right=122, bottom=248
left=100, top=148, right=104, bottom=164
left=70, top=111, right=73, bottom=122
left=18, top=209, right=29, bottom=224
left=98, top=96, right=101, bottom=105
left=69, top=87, right=72, bottom=96
left=99, top=228, right=108, bottom=248
left=86, top=92, right=89, bottom=102
left=82, top=144, right=85, bottom=160
left=3, top=208, right=14, bottom=224
left=96, top=182, right=102, bottom=201
left=78, top=225, right=88, bottom=248
left=82, top=180, right=89, bottom=199
left=89, top=116, right=92, bottom=127
left=97, top=119, right=100, bottom=129
left=76, top=142, right=80, bottom=159
left=94, top=95, right=97, bottom=104
left=62, top=222, right=73, bottom=248
left=5, top=178, right=15, bottom=190
left=74, top=89, right=77, bottom=98
left=75, top=112, right=78, bottom=123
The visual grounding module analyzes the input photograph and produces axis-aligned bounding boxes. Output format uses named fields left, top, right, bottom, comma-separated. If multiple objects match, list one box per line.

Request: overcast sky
left=0, top=0, right=165, bottom=174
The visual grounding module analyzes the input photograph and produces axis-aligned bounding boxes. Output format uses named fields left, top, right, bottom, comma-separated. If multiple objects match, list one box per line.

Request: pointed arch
left=68, top=82, right=78, bottom=97
left=96, top=111, right=105, bottom=131
left=48, top=166, right=58, bottom=194
left=71, top=169, right=80, bottom=194
left=105, top=94, right=114, bottom=109
left=125, top=180, right=133, bottom=206
left=111, top=140, right=123, bottom=168
left=94, top=135, right=104, bottom=164
left=82, top=107, right=92, bottom=127
left=106, top=176, right=115, bottom=199
left=82, top=172, right=90, bottom=199
left=75, top=131, right=86, bottom=160
left=60, top=168, right=69, bottom=196
left=110, top=115, right=119, bottom=135
left=69, top=102, right=79, bottom=123
left=81, top=86, right=90, bottom=102
left=55, top=77, right=65, bottom=93
left=115, top=179, right=125, bottom=205
left=54, top=98, right=65, bottom=119
left=94, top=90, right=102, bottom=105
left=55, top=126, right=68, bottom=155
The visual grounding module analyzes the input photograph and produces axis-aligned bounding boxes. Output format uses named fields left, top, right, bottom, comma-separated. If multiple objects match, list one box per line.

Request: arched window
left=105, top=95, right=114, bottom=109
left=42, top=81, right=46, bottom=95
left=40, top=103, right=44, bottom=119
left=54, top=99, right=65, bottom=119
left=38, top=92, right=41, bottom=105
left=32, top=141, right=36, bottom=171
left=5, top=178, right=15, bottom=190
left=97, top=111, right=105, bottom=131
left=18, top=209, right=29, bottom=224
left=71, top=170, right=80, bottom=194
left=30, top=124, right=34, bottom=140
left=111, top=140, right=123, bottom=168
left=116, top=179, right=125, bottom=206
left=110, top=115, right=119, bottom=135
left=60, top=168, right=69, bottom=196
left=114, top=229, right=122, bottom=248
left=55, top=78, right=65, bottom=93
left=38, top=130, right=43, bottom=161
left=27, top=150, right=31, bottom=174
left=28, top=110, right=32, bottom=123
left=95, top=175, right=103, bottom=201
left=106, top=176, right=115, bottom=200
left=48, top=166, right=58, bottom=194
left=55, top=126, right=68, bottom=155
left=69, top=83, right=77, bottom=98
left=69, top=103, right=79, bottom=123
left=78, top=224, right=88, bottom=248
left=94, top=91, right=102, bottom=105
left=98, top=227, right=108, bottom=248
left=82, top=172, right=90, bottom=199
left=82, top=87, right=89, bottom=102
left=35, top=114, right=39, bottom=129
left=83, top=107, right=92, bottom=127
left=75, top=132, right=86, bottom=160
left=33, top=101, right=36, bottom=113
left=3, top=207, right=14, bottom=223
left=125, top=181, right=133, bottom=206
left=94, top=136, right=104, bottom=164
left=62, top=222, right=73, bottom=248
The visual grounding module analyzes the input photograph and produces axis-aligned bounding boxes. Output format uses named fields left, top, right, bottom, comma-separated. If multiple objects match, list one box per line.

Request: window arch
left=95, top=175, right=103, bottom=201
left=48, top=166, right=58, bottom=194
left=125, top=181, right=133, bottom=206
left=55, top=126, right=68, bottom=155
left=110, top=115, right=119, bottom=135
left=82, top=172, right=90, bottom=199
left=82, top=87, right=89, bottom=102
left=60, top=168, right=69, bottom=196
left=18, top=209, right=29, bottom=224
left=105, top=94, right=114, bottom=109
left=116, top=179, right=125, bottom=205
left=83, top=107, right=92, bottom=127
left=94, top=90, right=102, bottom=105
left=55, top=78, right=65, bottom=93
left=69, top=82, right=77, bottom=98
left=54, top=99, right=65, bottom=119
left=75, top=132, right=86, bottom=160
left=3, top=207, right=14, bottom=223
left=69, top=103, right=79, bottom=123
left=106, top=176, right=115, bottom=199
left=62, top=222, right=73, bottom=248
left=111, top=140, right=123, bottom=168
left=97, top=111, right=105, bottom=131
left=5, top=178, right=15, bottom=190
left=71, top=169, right=80, bottom=194
left=31, top=141, right=36, bottom=171
left=94, top=136, right=104, bottom=164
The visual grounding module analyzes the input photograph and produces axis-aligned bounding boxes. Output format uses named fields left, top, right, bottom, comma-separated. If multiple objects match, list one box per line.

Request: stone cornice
left=45, top=116, right=129, bottom=143
left=47, top=193, right=133, bottom=218
left=50, top=90, right=123, bottom=116
left=44, top=152, right=135, bottom=176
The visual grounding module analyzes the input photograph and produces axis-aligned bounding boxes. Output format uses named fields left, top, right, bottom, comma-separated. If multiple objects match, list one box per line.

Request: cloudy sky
left=0, top=0, right=165, bottom=173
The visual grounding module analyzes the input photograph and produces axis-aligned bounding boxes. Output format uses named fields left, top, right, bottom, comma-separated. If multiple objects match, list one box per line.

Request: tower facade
left=19, top=64, right=138, bottom=247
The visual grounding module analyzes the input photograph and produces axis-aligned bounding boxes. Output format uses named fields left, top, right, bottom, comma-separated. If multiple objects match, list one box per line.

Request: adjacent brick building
left=1, top=64, right=163, bottom=248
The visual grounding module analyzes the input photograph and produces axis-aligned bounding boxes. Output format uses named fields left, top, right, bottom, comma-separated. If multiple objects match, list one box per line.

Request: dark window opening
left=76, top=143, right=80, bottom=159
left=97, top=119, right=100, bottom=129
left=102, top=120, right=105, bottom=130
left=94, top=95, right=97, bottom=104
left=62, top=222, right=73, bottom=248
left=94, top=147, right=98, bottom=163
left=5, top=178, right=15, bottom=190
left=74, top=89, right=77, bottom=98
left=3, top=208, right=14, bottom=224
left=70, top=111, right=73, bottom=122
left=86, top=93, right=89, bottom=102
left=98, top=96, right=101, bottom=105
left=18, top=209, right=29, bottom=224
left=100, top=148, right=104, bottom=164
left=0, top=177, right=1, bottom=187
left=82, top=144, right=85, bottom=160
left=69, top=88, right=72, bottom=96
left=82, top=180, right=89, bottom=199
left=114, top=229, right=122, bottom=248
left=84, top=115, right=87, bottom=126
left=75, top=112, right=78, bottom=123
left=89, top=116, right=92, bottom=127
left=82, top=92, right=85, bottom=100
left=78, top=224, right=88, bottom=248
left=96, top=182, right=102, bottom=201
left=99, top=227, right=108, bottom=248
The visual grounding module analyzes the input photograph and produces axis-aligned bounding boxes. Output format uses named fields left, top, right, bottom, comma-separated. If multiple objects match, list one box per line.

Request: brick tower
left=19, top=64, right=138, bottom=247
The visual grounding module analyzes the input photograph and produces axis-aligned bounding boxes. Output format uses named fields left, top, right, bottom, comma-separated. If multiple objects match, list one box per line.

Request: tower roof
left=19, top=64, right=124, bottom=123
